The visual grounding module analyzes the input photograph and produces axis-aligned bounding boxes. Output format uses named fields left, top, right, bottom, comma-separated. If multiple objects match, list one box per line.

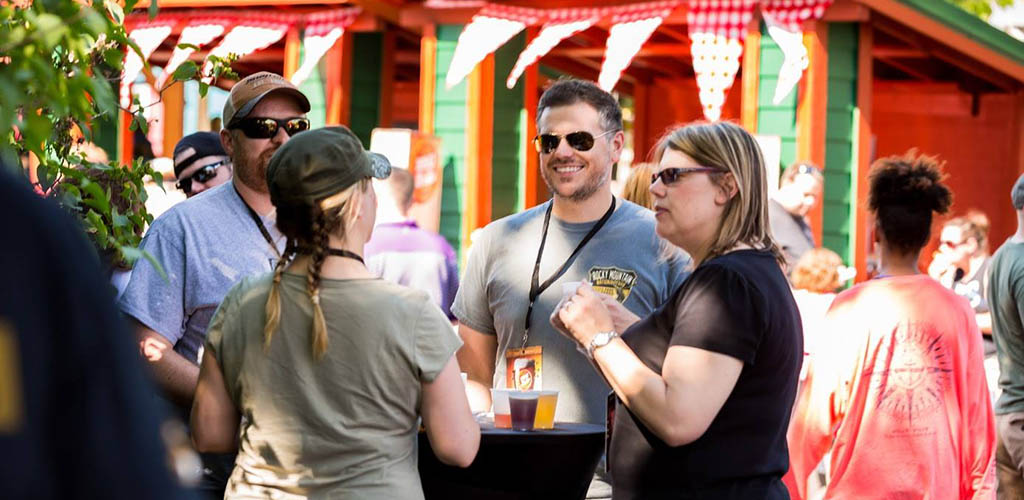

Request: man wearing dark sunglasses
left=769, top=161, right=824, bottom=273
left=451, top=79, right=690, bottom=499
left=173, top=131, right=232, bottom=198
left=119, top=71, right=310, bottom=500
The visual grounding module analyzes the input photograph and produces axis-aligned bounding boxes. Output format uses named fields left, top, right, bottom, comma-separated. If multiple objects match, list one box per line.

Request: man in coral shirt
left=786, top=152, right=996, bottom=500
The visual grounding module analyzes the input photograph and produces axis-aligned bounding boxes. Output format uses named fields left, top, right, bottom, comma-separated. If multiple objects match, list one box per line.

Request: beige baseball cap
left=222, top=72, right=311, bottom=127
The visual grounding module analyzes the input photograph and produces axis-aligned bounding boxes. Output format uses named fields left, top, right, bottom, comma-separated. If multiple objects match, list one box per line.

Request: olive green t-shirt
left=205, top=272, right=462, bottom=499
left=989, top=239, right=1024, bottom=414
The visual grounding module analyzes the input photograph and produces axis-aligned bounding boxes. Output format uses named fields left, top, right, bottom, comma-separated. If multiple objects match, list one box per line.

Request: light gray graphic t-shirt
left=119, top=182, right=285, bottom=365
left=453, top=199, right=691, bottom=425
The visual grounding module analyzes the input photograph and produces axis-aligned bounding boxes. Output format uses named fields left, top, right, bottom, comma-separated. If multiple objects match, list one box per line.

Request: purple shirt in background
left=365, top=220, right=458, bottom=319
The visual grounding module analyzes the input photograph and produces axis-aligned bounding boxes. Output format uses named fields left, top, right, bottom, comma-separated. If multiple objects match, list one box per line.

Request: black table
left=418, top=422, right=605, bottom=500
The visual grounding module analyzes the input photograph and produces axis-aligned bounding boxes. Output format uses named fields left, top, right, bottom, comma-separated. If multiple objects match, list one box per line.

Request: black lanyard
left=522, top=196, right=616, bottom=346
left=234, top=184, right=282, bottom=259
left=296, top=247, right=365, bottom=265
left=325, top=248, right=364, bottom=265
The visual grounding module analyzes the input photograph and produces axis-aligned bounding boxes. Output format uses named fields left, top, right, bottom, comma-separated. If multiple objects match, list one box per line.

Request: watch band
left=586, top=331, right=619, bottom=359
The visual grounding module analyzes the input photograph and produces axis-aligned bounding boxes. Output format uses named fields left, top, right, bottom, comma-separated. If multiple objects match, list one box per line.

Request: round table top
left=478, top=421, right=604, bottom=436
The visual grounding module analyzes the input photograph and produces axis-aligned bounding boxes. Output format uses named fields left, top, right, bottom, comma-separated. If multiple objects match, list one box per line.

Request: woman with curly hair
left=786, top=151, right=995, bottom=500
left=190, top=126, right=479, bottom=499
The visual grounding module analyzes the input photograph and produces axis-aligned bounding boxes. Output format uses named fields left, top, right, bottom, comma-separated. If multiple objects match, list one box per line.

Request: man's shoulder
left=611, top=199, right=657, bottom=229
left=147, top=183, right=240, bottom=235
left=476, top=203, right=548, bottom=241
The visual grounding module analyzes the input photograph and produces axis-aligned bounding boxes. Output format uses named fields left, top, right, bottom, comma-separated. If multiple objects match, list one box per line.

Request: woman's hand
left=555, top=282, right=615, bottom=348
left=596, top=293, right=641, bottom=333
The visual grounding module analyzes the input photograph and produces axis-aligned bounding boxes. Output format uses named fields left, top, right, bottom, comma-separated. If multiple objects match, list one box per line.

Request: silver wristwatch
left=586, top=331, right=619, bottom=359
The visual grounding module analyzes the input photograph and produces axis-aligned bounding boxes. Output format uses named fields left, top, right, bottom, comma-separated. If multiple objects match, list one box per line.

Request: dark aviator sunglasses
left=229, top=117, right=310, bottom=139
left=651, top=167, right=725, bottom=186
left=533, top=129, right=616, bottom=155
left=176, top=160, right=227, bottom=194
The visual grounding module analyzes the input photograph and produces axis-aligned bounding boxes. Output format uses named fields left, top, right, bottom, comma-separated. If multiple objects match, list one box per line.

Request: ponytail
left=263, top=241, right=295, bottom=352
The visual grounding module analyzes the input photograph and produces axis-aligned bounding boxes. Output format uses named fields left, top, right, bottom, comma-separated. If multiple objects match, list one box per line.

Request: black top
left=0, top=171, right=191, bottom=500
left=609, top=250, right=803, bottom=500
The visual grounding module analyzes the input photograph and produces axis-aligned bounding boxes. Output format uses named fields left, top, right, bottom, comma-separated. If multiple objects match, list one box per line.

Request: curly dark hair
left=868, top=150, right=952, bottom=256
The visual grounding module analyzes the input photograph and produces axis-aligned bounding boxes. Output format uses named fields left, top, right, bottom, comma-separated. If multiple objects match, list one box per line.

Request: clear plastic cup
left=533, top=390, right=559, bottom=430
left=561, top=281, right=582, bottom=302
left=508, top=391, right=540, bottom=431
left=490, top=388, right=512, bottom=429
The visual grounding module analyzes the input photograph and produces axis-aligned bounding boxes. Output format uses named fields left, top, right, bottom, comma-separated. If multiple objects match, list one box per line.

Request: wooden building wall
left=636, top=77, right=743, bottom=163
left=871, top=83, right=1024, bottom=265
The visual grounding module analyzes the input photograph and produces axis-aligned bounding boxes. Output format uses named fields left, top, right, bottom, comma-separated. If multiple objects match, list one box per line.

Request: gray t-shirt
left=988, top=239, right=1024, bottom=414
left=118, top=182, right=285, bottom=365
left=768, top=199, right=814, bottom=272
left=207, top=273, right=462, bottom=499
left=452, top=199, right=691, bottom=425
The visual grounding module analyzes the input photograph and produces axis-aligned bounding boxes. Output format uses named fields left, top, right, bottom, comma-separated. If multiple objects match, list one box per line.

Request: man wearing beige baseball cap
left=118, top=71, right=310, bottom=499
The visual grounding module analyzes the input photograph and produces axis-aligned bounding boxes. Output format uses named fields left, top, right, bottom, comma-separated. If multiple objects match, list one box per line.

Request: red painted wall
left=636, top=76, right=743, bottom=161
left=392, top=80, right=420, bottom=129
left=871, top=82, right=1023, bottom=267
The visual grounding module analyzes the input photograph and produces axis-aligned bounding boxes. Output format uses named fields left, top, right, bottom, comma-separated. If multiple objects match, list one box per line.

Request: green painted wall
left=435, top=25, right=468, bottom=259
left=822, top=23, right=858, bottom=264
left=298, top=37, right=327, bottom=130
left=756, top=21, right=798, bottom=175
left=492, top=33, right=526, bottom=219
left=350, top=32, right=383, bottom=148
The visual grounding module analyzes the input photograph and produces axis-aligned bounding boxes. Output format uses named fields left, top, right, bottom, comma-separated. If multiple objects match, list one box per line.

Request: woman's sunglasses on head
left=176, top=160, right=227, bottom=194
left=651, top=167, right=724, bottom=186
left=533, top=129, right=616, bottom=155
left=230, top=117, right=310, bottom=139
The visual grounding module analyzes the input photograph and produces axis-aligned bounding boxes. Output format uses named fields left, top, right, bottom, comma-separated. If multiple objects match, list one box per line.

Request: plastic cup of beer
left=508, top=391, right=540, bottom=431
left=490, top=388, right=512, bottom=429
left=533, top=390, right=559, bottom=430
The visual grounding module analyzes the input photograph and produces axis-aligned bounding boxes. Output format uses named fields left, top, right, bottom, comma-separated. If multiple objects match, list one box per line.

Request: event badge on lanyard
left=505, top=197, right=616, bottom=391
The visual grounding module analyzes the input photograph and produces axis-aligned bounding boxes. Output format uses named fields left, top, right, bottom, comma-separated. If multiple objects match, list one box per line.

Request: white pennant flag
left=155, top=21, right=227, bottom=90
left=764, top=14, right=808, bottom=105
left=445, top=15, right=527, bottom=89
left=290, top=27, right=344, bottom=86
left=121, top=24, right=173, bottom=107
left=598, top=15, right=664, bottom=92
left=505, top=17, right=598, bottom=89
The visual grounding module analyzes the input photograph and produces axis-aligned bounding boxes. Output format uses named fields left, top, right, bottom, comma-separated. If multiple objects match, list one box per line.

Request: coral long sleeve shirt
left=786, top=275, right=995, bottom=500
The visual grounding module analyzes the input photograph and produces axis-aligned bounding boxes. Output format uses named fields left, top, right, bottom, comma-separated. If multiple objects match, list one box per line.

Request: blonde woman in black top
left=556, top=121, right=802, bottom=499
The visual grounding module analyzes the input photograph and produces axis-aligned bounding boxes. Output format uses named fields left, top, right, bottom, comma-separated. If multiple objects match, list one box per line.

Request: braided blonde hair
left=263, top=178, right=369, bottom=360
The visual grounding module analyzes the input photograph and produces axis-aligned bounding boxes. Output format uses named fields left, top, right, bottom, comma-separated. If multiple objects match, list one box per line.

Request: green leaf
left=35, top=14, right=67, bottom=49
left=112, top=212, right=130, bottom=229
left=85, top=209, right=110, bottom=248
left=198, top=81, right=209, bottom=97
left=80, top=180, right=111, bottom=214
left=172, top=61, right=198, bottom=81
left=133, top=113, right=149, bottom=134
left=121, top=246, right=167, bottom=281
left=36, top=163, right=57, bottom=192
left=148, top=0, right=159, bottom=21
left=177, top=43, right=199, bottom=51
left=103, top=0, right=125, bottom=25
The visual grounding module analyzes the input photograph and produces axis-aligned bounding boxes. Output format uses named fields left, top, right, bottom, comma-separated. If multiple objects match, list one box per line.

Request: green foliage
left=945, top=0, right=1014, bottom=20
left=0, top=0, right=237, bottom=272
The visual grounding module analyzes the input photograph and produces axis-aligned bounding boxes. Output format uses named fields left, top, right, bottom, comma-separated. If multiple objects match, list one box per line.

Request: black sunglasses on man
left=176, top=160, right=228, bottom=194
left=229, top=117, right=311, bottom=139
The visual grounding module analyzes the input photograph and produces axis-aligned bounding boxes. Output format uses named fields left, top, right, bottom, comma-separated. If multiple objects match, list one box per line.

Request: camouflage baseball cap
left=267, top=126, right=391, bottom=207
left=223, top=72, right=310, bottom=127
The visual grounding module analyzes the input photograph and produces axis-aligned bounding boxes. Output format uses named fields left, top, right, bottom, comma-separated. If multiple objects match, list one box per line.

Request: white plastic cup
left=491, top=388, right=512, bottom=429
